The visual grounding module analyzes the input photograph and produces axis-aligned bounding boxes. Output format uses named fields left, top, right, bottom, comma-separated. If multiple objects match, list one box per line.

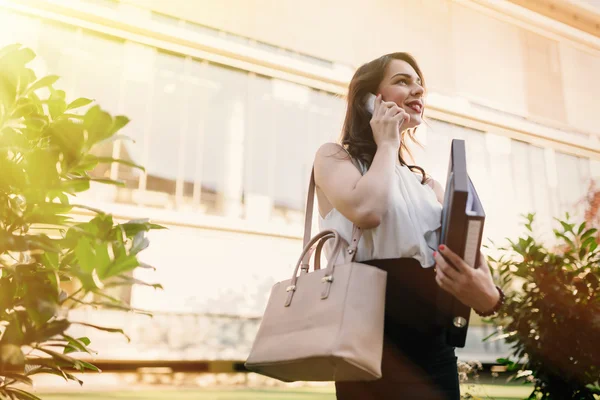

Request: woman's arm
left=314, top=142, right=398, bottom=229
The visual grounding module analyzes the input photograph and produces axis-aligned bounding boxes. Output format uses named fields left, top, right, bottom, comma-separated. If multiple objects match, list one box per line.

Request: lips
left=405, top=100, right=423, bottom=114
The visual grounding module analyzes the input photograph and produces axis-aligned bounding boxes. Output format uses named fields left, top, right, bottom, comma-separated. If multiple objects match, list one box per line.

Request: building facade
left=1, top=0, right=599, bottom=363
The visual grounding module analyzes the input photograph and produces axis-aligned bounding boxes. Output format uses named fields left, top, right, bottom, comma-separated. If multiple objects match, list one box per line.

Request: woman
left=313, top=52, right=503, bottom=399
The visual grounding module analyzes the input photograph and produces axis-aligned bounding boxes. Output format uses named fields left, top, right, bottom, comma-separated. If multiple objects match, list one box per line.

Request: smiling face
left=376, top=59, right=425, bottom=129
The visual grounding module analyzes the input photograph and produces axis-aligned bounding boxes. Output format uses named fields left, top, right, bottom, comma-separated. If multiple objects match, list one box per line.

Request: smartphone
left=364, top=93, right=376, bottom=115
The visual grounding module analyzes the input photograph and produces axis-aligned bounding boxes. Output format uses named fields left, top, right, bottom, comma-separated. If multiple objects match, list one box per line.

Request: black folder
left=437, top=139, right=486, bottom=348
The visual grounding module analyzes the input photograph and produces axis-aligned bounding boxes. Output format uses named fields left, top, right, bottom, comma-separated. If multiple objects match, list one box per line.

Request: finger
left=476, top=252, right=492, bottom=276
left=433, top=251, right=460, bottom=281
left=438, top=245, right=471, bottom=274
left=392, top=110, right=407, bottom=123
left=373, top=94, right=383, bottom=116
left=435, top=269, right=457, bottom=296
left=396, top=111, right=411, bottom=127
left=402, top=111, right=411, bottom=124
left=384, top=105, right=402, bottom=118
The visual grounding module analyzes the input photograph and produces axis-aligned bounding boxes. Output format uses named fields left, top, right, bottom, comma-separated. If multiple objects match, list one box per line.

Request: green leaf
left=84, top=105, right=113, bottom=144
left=582, top=236, right=596, bottom=251
left=75, top=238, right=95, bottom=273
left=94, top=156, right=145, bottom=172
left=65, top=97, right=93, bottom=111
left=61, top=335, right=93, bottom=355
left=60, top=178, right=90, bottom=194
left=0, top=372, right=33, bottom=386
left=577, top=221, right=587, bottom=235
left=24, top=75, right=59, bottom=96
left=581, top=228, right=598, bottom=241
left=5, top=387, right=42, bottom=400
left=104, top=255, right=139, bottom=279
left=71, top=203, right=106, bottom=214
left=138, top=262, right=156, bottom=270
left=25, top=366, right=83, bottom=385
left=77, top=360, right=101, bottom=372
left=70, top=322, right=130, bottom=342
left=109, top=115, right=130, bottom=136
left=36, top=348, right=78, bottom=367
left=90, top=177, right=125, bottom=187
left=559, top=220, right=575, bottom=234
left=93, top=242, right=112, bottom=279
left=0, top=43, right=25, bottom=61
left=47, top=98, right=67, bottom=120
left=7, top=47, right=36, bottom=68
left=11, top=99, right=38, bottom=118
left=120, top=220, right=166, bottom=237
left=107, top=276, right=162, bottom=290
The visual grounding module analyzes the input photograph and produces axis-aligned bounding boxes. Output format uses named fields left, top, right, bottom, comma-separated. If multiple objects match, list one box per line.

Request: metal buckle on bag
left=321, top=275, right=333, bottom=283
left=286, top=285, right=296, bottom=292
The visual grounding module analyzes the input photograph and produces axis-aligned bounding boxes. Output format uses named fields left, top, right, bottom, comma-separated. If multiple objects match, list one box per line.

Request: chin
left=405, top=119, right=422, bottom=130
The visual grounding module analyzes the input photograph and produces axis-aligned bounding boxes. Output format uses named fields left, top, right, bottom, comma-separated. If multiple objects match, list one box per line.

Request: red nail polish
left=439, top=245, right=445, bottom=251
left=433, top=251, right=437, bottom=257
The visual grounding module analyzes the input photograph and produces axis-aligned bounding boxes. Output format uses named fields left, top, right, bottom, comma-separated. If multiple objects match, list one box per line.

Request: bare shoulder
left=314, top=142, right=354, bottom=179
left=315, top=142, right=350, bottom=162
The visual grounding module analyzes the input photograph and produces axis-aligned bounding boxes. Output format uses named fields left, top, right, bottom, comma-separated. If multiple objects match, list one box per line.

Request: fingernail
left=439, top=245, right=445, bottom=251
left=433, top=251, right=437, bottom=257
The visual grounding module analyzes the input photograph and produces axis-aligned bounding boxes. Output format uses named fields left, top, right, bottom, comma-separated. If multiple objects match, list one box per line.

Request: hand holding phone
left=364, top=93, right=410, bottom=149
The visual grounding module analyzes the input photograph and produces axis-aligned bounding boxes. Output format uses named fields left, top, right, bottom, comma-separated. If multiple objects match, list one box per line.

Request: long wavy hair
left=340, top=52, right=427, bottom=183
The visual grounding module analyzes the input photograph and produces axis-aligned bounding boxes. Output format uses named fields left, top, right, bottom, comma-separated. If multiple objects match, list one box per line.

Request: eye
left=395, top=79, right=408, bottom=86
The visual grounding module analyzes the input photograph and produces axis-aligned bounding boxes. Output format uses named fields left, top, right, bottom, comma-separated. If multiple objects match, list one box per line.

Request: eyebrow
left=391, top=73, right=422, bottom=84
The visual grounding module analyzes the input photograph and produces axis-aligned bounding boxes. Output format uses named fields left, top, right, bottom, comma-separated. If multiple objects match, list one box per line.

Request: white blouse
left=318, top=160, right=442, bottom=268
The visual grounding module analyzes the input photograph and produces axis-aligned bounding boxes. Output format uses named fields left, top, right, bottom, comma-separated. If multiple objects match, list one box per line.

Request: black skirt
left=335, top=258, right=460, bottom=400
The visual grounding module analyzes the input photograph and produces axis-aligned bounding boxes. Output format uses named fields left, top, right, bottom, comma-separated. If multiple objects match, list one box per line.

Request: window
left=555, top=151, right=591, bottom=220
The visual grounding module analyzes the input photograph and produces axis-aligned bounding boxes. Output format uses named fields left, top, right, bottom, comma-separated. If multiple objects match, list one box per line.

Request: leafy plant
left=487, top=213, right=600, bottom=399
left=0, top=44, right=163, bottom=399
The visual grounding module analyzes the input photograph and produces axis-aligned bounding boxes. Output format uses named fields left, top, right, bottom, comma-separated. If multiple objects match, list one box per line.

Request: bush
left=488, top=213, right=600, bottom=399
left=0, top=44, right=163, bottom=399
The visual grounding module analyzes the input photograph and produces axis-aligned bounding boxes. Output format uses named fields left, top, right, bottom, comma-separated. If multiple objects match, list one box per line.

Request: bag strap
left=302, top=157, right=363, bottom=270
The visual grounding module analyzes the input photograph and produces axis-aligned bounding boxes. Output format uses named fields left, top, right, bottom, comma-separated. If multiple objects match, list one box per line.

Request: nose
left=411, top=83, right=424, bottom=98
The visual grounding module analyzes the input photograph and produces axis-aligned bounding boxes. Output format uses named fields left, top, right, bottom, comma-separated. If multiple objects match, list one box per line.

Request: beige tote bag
left=244, top=169, right=387, bottom=382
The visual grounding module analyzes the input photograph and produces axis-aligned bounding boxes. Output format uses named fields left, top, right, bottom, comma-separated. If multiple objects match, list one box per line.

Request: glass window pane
left=144, top=50, right=186, bottom=197
left=118, top=42, right=155, bottom=190
left=529, top=145, right=553, bottom=235
left=244, top=74, right=276, bottom=219
left=0, top=11, right=40, bottom=50
left=271, top=93, right=310, bottom=212
left=182, top=59, right=217, bottom=204
left=199, top=62, right=248, bottom=216
left=511, top=140, right=535, bottom=218
left=72, top=30, right=124, bottom=115
left=556, top=152, right=588, bottom=219
left=36, top=22, right=79, bottom=95
left=485, top=133, right=519, bottom=241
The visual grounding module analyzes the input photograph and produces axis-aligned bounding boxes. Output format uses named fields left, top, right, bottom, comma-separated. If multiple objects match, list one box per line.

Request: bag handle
left=301, top=165, right=363, bottom=272
left=301, top=231, right=331, bottom=271
left=285, top=229, right=345, bottom=307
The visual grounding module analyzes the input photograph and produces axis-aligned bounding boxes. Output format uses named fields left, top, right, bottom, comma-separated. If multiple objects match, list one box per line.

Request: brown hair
left=340, top=52, right=427, bottom=183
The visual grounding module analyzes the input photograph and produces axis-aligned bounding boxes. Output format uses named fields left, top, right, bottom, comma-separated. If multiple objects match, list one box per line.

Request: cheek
left=380, top=87, right=409, bottom=105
